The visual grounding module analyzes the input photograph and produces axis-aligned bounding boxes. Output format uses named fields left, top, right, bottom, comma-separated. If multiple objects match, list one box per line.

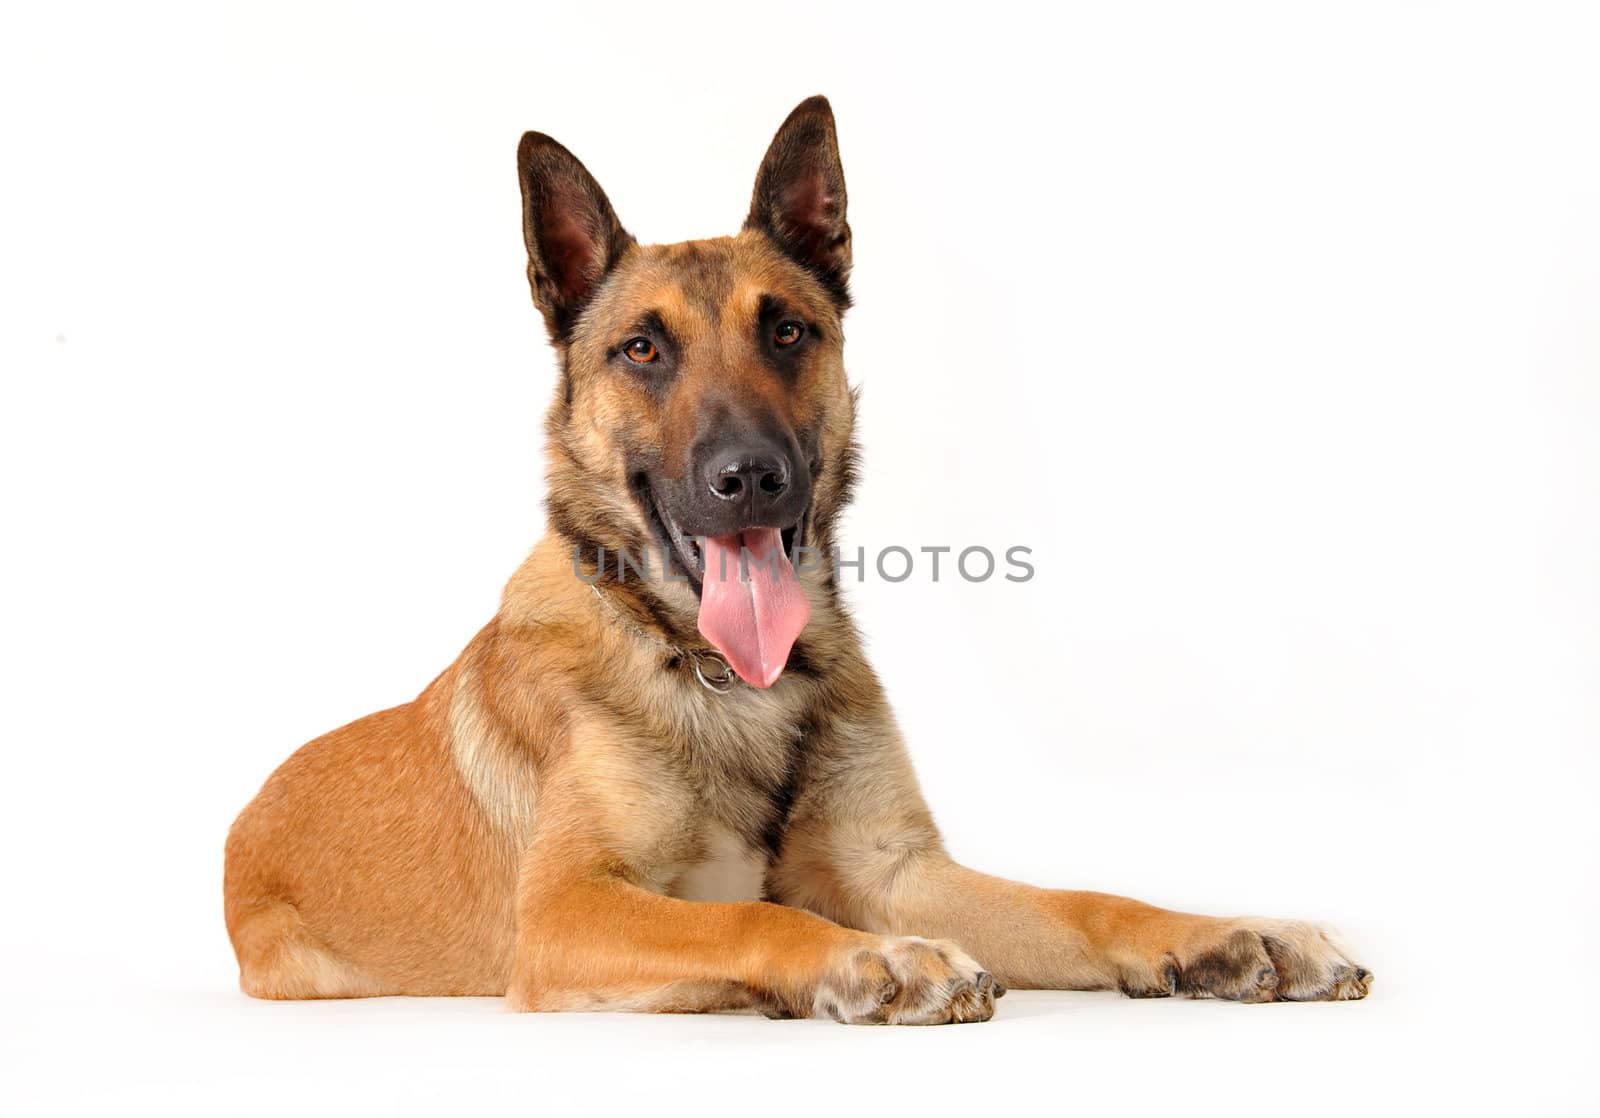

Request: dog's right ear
left=517, top=132, right=634, bottom=342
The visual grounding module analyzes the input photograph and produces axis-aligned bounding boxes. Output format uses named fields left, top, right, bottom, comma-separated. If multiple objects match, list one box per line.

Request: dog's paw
left=1122, top=919, right=1372, bottom=1003
left=814, top=936, right=1001, bottom=1025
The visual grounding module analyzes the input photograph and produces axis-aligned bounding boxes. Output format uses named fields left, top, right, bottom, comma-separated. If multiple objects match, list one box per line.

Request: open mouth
left=635, top=478, right=803, bottom=597
left=632, top=476, right=811, bottom=689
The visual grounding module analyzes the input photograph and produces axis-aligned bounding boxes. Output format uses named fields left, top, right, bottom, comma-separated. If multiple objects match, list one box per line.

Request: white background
left=2, top=2, right=1596, bottom=1115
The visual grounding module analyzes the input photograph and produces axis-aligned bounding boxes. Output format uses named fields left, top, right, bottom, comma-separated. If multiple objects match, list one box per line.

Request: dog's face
left=519, top=98, right=857, bottom=621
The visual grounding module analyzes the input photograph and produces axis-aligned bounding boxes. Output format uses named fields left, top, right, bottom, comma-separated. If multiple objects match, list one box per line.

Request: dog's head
left=519, top=97, right=858, bottom=684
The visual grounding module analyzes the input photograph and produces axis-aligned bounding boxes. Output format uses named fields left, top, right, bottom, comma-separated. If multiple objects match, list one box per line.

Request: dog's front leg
left=854, top=861, right=1372, bottom=1002
left=769, top=707, right=1373, bottom=1003
left=505, top=873, right=996, bottom=1022
left=502, top=757, right=998, bottom=1023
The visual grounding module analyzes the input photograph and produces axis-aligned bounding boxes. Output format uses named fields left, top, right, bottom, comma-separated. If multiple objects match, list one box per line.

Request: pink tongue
left=697, top=528, right=811, bottom=688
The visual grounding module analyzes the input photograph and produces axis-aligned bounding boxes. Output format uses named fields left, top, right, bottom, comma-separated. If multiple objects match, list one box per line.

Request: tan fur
left=223, top=98, right=1370, bottom=1021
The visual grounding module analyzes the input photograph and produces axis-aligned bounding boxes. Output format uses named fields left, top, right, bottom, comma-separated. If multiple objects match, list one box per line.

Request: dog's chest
left=651, top=678, right=816, bottom=900
left=667, top=824, right=769, bottom=902
left=674, top=681, right=806, bottom=802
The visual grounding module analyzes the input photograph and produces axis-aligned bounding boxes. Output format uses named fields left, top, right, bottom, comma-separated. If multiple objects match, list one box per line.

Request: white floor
left=8, top=968, right=1592, bottom=1117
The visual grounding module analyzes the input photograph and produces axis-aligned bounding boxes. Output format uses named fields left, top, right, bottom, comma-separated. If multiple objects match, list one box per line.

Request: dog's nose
left=708, top=452, right=789, bottom=504
left=684, top=429, right=810, bottom=537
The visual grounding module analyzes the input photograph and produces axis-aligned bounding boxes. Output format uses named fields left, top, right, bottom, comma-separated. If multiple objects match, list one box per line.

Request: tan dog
left=224, top=97, right=1372, bottom=1022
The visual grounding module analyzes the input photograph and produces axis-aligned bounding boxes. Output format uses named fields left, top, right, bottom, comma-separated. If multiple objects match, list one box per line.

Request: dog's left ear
left=745, top=96, right=851, bottom=305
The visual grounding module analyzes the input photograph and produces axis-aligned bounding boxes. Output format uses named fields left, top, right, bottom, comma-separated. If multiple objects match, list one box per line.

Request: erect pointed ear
left=744, top=96, right=851, bottom=306
left=517, top=132, right=634, bottom=341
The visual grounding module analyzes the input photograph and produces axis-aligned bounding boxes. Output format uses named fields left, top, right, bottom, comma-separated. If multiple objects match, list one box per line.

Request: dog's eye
left=774, top=321, right=805, bottom=347
left=622, top=338, right=659, bottom=364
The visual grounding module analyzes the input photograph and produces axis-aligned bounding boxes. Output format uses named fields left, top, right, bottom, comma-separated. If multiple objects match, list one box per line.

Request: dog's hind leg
left=227, top=899, right=387, bottom=1000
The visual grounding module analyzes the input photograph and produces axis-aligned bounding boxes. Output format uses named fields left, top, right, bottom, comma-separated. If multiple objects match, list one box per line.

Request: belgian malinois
left=224, top=97, right=1372, bottom=1022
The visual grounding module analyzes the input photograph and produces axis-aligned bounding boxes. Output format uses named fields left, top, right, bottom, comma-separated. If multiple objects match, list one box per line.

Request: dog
left=223, top=96, right=1372, bottom=1022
